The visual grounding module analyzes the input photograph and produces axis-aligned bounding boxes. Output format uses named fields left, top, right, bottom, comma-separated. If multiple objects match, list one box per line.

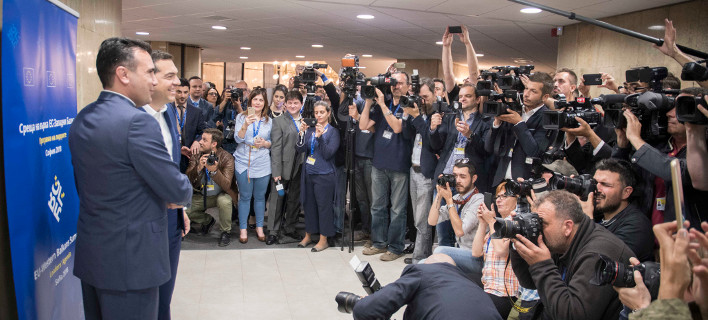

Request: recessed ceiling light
left=135, top=31, right=149, bottom=35
left=520, top=7, right=542, bottom=14
left=362, top=54, right=373, bottom=58
left=295, top=55, right=305, bottom=58
left=212, top=25, right=227, bottom=30
left=239, top=56, right=248, bottom=59
left=648, top=25, right=665, bottom=31
left=357, top=14, right=375, bottom=19
left=436, top=41, right=443, bottom=45
left=476, top=53, right=484, bottom=57
left=311, top=44, right=323, bottom=48
left=240, top=47, right=251, bottom=50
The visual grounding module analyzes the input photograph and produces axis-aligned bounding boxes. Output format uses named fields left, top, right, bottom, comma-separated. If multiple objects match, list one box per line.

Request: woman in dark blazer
left=295, top=101, right=340, bottom=252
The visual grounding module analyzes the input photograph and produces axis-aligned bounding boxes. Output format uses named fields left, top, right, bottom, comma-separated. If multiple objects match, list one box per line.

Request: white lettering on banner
left=18, top=117, right=74, bottom=136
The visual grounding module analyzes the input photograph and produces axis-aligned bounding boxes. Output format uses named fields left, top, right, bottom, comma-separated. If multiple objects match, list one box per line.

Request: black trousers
left=82, top=281, right=159, bottom=320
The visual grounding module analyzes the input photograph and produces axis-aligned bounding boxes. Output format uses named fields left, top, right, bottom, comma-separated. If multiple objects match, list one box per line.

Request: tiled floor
left=171, top=246, right=408, bottom=320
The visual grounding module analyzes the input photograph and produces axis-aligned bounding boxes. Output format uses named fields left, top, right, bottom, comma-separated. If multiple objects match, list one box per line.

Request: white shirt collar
left=142, top=104, right=167, bottom=116
left=102, top=90, right=136, bottom=106
left=522, top=104, right=543, bottom=121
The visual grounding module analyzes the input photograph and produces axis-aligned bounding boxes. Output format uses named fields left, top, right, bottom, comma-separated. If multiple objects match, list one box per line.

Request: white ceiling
left=122, top=0, right=687, bottom=74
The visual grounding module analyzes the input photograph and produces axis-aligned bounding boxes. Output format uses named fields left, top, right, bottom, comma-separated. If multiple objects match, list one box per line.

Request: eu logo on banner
left=23, top=67, right=34, bottom=86
left=47, top=71, right=56, bottom=87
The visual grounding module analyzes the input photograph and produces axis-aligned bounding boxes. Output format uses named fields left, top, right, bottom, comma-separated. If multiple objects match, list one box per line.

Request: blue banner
left=2, top=0, right=82, bottom=319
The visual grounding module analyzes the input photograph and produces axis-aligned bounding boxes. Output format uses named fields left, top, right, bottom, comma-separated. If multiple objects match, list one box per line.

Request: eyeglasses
left=495, top=194, right=512, bottom=200
left=208, top=92, right=218, bottom=96
left=454, top=158, right=470, bottom=165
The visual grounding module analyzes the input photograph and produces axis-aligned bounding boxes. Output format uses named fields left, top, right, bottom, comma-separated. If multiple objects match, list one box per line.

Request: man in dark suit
left=486, top=72, right=553, bottom=188
left=170, top=78, right=206, bottom=173
left=188, top=76, right=215, bottom=128
left=69, top=38, right=192, bottom=320
left=142, top=50, right=191, bottom=320
left=352, top=254, right=502, bottom=320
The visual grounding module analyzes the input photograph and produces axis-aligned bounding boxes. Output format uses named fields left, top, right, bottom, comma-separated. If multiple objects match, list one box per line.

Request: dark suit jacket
left=486, top=105, right=550, bottom=187
left=431, top=112, right=492, bottom=192
left=353, top=263, right=502, bottom=320
left=407, top=115, right=438, bottom=180
left=190, top=97, right=215, bottom=128
left=271, top=114, right=305, bottom=180
left=168, top=102, right=205, bottom=173
left=69, top=91, right=192, bottom=291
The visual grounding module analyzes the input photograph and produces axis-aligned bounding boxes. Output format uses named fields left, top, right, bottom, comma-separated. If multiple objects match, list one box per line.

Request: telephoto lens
left=590, top=254, right=661, bottom=299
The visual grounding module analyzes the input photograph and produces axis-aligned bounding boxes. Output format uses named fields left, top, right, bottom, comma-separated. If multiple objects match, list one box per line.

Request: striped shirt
left=481, top=233, right=520, bottom=297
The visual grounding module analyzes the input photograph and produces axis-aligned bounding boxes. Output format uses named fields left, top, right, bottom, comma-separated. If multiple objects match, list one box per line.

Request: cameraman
left=562, top=116, right=614, bottom=174
left=510, top=190, right=634, bottom=320
left=214, top=87, right=243, bottom=154
left=351, top=254, right=502, bottom=320
left=185, top=128, right=238, bottom=246
left=486, top=72, right=553, bottom=188
left=581, top=159, right=654, bottom=262
left=613, top=87, right=708, bottom=230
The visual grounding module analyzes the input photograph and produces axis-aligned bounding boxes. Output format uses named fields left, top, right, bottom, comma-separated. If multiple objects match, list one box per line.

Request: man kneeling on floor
left=186, top=128, right=239, bottom=246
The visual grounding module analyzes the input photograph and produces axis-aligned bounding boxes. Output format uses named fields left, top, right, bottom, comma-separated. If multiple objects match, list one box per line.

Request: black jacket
left=430, top=112, right=492, bottom=192
left=486, top=106, right=550, bottom=187
left=407, top=114, right=438, bottom=180
left=511, top=216, right=634, bottom=320
left=353, top=263, right=502, bottom=320
left=600, top=202, right=654, bottom=262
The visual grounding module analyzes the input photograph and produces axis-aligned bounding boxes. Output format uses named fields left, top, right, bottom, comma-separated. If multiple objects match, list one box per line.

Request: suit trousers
left=409, top=168, right=433, bottom=262
left=267, top=165, right=302, bottom=235
left=187, top=193, right=233, bottom=232
left=302, top=173, right=336, bottom=237
left=82, top=281, right=159, bottom=320
left=158, top=211, right=182, bottom=320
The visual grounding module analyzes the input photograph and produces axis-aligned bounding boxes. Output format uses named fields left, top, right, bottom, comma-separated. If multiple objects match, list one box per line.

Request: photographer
left=351, top=254, right=502, bottom=320
left=214, top=86, right=243, bottom=154
left=185, top=128, right=238, bottom=246
left=581, top=159, right=654, bottom=262
left=685, top=95, right=708, bottom=191
left=486, top=72, right=553, bottom=188
left=562, top=115, right=614, bottom=174
left=510, top=190, right=634, bottom=320
left=401, top=78, right=438, bottom=264
left=613, top=87, right=708, bottom=230
left=442, top=25, right=480, bottom=102
left=359, top=71, right=415, bottom=262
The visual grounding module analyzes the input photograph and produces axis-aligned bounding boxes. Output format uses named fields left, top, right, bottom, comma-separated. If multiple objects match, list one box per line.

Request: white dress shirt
left=142, top=104, right=174, bottom=160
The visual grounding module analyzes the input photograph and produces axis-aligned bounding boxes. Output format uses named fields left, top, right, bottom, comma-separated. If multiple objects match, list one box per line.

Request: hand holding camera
left=455, top=119, right=471, bottom=138
left=513, top=234, right=551, bottom=266
left=430, top=113, right=442, bottom=131
left=315, top=123, right=325, bottom=138
left=613, top=257, right=652, bottom=312
left=205, top=152, right=218, bottom=172
left=436, top=179, right=454, bottom=203
left=198, top=153, right=209, bottom=171
left=495, top=108, right=523, bottom=126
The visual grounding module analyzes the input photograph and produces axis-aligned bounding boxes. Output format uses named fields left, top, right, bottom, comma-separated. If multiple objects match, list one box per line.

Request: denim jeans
left=409, top=167, right=433, bottom=262
left=235, top=171, right=270, bottom=230
left=432, top=246, right=483, bottom=276
left=432, top=188, right=457, bottom=247
left=354, top=157, right=373, bottom=233
left=332, top=165, right=347, bottom=233
left=370, top=166, right=409, bottom=255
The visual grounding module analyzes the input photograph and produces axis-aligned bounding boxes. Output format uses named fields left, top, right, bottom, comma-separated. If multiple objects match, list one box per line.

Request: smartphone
left=483, top=192, right=493, bottom=211
left=583, top=74, right=603, bottom=86
left=303, top=118, right=317, bottom=127
left=448, top=26, right=462, bottom=34
left=248, top=107, right=256, bottom=116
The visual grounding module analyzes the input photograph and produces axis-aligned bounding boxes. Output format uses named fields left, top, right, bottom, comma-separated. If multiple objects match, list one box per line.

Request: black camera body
left=626, top=66, right=668, bottom=92
left=540, top=148, right=566, bottom=165
left=368, top=73, right=398, bottom=88
left=549, top=173, right=597, bottom=201
left=681, top=61, right=708, bottom=82
left=437, top=174, right=456, bottom=188
left=591, top=254, right=661, bottom=299
left=603, top=91, right=673, bottom=143
left=230, top=88, right=243, bottom=103
left=492, top=212, right=543, bottom=244
left=488, top=65, right=534, bottom=90
left=482, top=90, right=522, bottom=116
left=206, top=151, right=217, bottom=166
left=505, top=179, right=534, bottom=198
left=361, top=85, right=376, bottom=99
left=299, top=63, right=328, bottom=93
left=542, top=96, right=601, bottom=130
left=676, top=95, right=708, bottom=124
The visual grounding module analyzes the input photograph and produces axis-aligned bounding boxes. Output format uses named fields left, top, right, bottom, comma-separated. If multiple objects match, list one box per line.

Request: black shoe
left=403, top=243, right=415, bottom=254
left=200, top=217, right=216, bottom=236
left=283, top=231, right=303, bottom=241
left=404, top=258, right=414, bottom=265
left=266, top=235, right=278, bottom=245
left=218, top=232, right=231, bottom=247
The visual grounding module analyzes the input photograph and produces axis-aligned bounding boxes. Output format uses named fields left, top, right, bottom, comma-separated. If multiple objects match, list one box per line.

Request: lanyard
left=252, top=118, right=263, bottom=140
left=485, top=237, right=492, bottom=254
left=205, top=167, right=211, bottom=183
left=288, top=113, right=300, bottom=133
left=174, top=106, right=186, bottom=130
left=310, top=124, right=329, bottom=156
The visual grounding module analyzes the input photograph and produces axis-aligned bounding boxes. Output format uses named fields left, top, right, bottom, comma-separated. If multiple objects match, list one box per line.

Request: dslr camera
left=367, top=72, right=398, bottom=89
left=335, top=261, right=381, bottom=314
left=206, top=151, right=217, bottom=166
left=591, top=254, right=661, bottom=299
left=542, top=95, right=601, bottom=130
left=230, top=88, right=243, bottom=103
left=492, top=212, right=543, bottom=244
left=437, top=174, right=456, bottom=188
left=548, top=173, right=597, bottom=201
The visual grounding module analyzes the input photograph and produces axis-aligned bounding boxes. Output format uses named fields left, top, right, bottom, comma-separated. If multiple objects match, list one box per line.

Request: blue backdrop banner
left=2, top=0, right=82, bottom=319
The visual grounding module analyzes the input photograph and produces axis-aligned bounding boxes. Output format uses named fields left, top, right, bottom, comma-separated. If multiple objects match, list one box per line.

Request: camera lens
left=335, top=292, right=361, bottom=314
left=492, top=217, right=520, bottom=239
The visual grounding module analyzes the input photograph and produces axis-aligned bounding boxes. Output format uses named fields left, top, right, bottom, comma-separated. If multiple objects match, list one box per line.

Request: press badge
left=454, top=147, right=465, bottom=155
left=251, top=145, right=259, bottom=150
left=656, top=197, right=666, bottom=211
left=382, top=130, right=393, bottom=139
left=206, top=184, right=215, bottom=192
left=306, top=156, right=316, bottom=165
left=276, top=183, right=284, bottom=192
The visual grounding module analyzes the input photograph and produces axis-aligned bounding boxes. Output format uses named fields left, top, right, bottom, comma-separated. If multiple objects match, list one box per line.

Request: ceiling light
left=295, top=55, right=305, bottom=58
left=135, top=31, right=149, bottom=35
left=212, top=25, right=227, bottom=30
left=240, top=47, right=251, bottom=50
left=648, top=25, right=665, bottom=31
left=436, top=41, right=443, bottom=45
left=520, top=8, right=542, bottom=14
left=311, top=44, right=323, bottom=48
left=362, top=54, right=373, bottom=58
left=273, top=74, right=279, bottom=80
left=239, top=56, right=248, bottom=59
left=357, top=14, right=375, bottom=19
left=476, top=53, right=484, bottom=57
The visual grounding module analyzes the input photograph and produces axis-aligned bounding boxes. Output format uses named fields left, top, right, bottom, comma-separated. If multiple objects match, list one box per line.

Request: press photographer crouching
left=349, top=254, right=502, bottom=320
left=185, top=128, right=239, bottom=246
left=509, top=190, right=634, bottom=320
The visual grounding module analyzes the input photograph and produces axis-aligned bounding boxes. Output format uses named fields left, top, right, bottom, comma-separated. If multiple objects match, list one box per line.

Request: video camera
left=676, top=94, right=708, bottom=125
left=591, top=254, right=661, bottom=300
left=602, top=91, right=674, bottom=143
left=483, top=65, right=534, bottom=91
left=625, top=66, right=668, bottom=92
left=432, top=96, right=462, bottom=115
left=294, top=63, right=328, bottom=95
left=548, top=173, right=597, bottom=201
left=335, top=261, right=381, bottom=314
left=482, top=89, right=522, bottom=116
left=340, top=55, right=364, bottom=100
left=681, top=61, right=708, bottom=82
left=367, top=72, right=397, bottom=89
left=542, top=95, right=601, bottom=130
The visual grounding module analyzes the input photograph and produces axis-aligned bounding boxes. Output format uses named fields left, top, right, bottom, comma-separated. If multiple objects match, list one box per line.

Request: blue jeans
left=432, top=246, right=483, bottom=276
left=235, top=171, right=270, bottom=230
left=370, top=166, right=409, bottom=255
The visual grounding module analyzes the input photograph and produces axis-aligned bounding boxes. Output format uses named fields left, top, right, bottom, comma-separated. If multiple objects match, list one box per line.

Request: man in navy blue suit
left=69, top=38, right=192, bottom=320
left=142, top=50, right=191, bottom=320
left=188, top=76, right=215, bottom=128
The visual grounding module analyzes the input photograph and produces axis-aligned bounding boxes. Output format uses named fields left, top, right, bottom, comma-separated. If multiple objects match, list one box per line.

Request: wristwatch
left=446, top=203, right=455, bottom=210
left=384, top=110, right=393, bottom=116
